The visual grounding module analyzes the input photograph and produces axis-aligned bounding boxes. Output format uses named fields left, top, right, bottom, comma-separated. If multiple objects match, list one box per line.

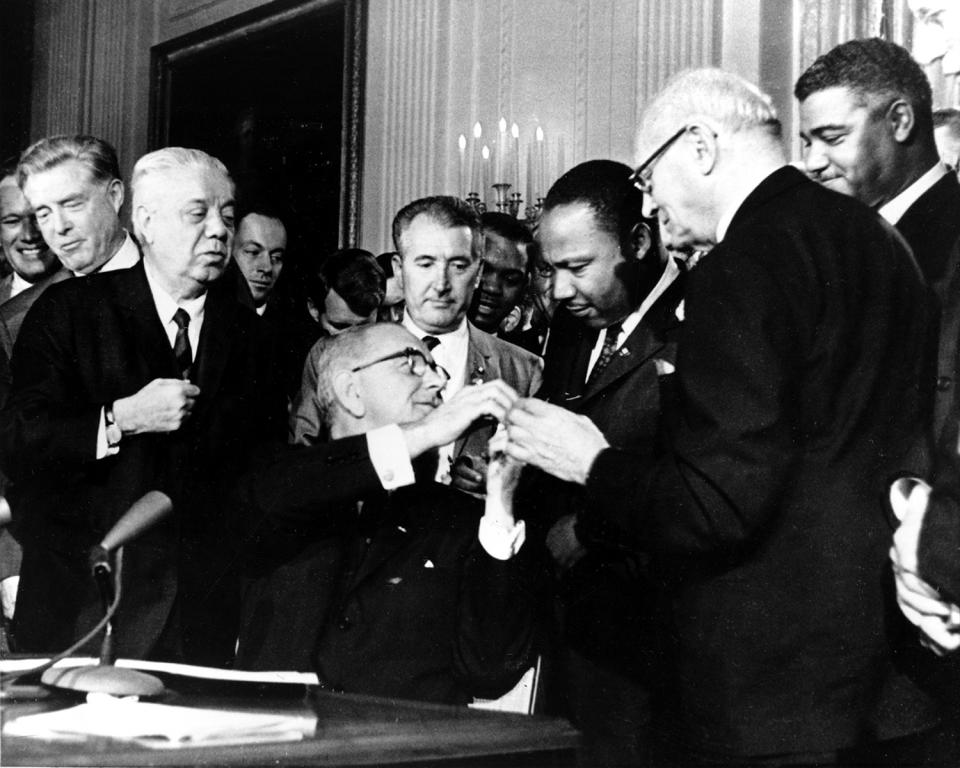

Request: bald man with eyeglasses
left=234, top=323, right=542, bottom=703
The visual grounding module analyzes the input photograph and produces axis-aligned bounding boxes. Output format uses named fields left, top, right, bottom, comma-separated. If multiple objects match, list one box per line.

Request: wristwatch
left=105, top=403, right=122, bottom=448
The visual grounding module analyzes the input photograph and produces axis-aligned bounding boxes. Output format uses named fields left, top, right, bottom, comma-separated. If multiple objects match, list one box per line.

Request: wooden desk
left=1, top=682, right=579, bottom=767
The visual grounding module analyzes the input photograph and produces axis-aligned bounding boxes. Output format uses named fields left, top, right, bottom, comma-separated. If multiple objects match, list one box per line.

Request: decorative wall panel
left=361, top=0, right=721, bottom=251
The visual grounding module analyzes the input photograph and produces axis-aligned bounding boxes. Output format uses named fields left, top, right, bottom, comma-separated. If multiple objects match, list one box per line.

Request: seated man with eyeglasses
left=235, top=322, right=540, bottom=705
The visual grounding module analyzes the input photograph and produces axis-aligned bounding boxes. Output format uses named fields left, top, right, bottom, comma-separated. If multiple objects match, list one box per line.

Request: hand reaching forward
left=501, top=398, right=609, bottom=485
left=403, top=380, right=518, bottom=459
left=113, top=378, right=201, bottom=435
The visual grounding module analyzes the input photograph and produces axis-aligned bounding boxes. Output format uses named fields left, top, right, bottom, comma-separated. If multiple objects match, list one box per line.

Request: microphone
left=40, top=491, right=174, bottom=698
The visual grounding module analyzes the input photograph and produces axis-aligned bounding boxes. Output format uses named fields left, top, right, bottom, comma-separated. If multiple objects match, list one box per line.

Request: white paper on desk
left=3, top=698, right=312, bottom=749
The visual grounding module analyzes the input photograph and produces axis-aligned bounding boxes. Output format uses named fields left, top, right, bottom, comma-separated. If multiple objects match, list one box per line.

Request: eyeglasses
left=630, top=125, right=691, bottom=194
left=351, top=347, right=450, bottom=385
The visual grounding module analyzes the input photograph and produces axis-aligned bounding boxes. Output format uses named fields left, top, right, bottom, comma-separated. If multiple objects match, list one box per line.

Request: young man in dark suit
left=0, top=147, right=285, bottom=665
left=796, top=38, right=959, bottom=446
left=235, top=322, right=539, bottom=705
left=503, top=68, right=939, bottom=765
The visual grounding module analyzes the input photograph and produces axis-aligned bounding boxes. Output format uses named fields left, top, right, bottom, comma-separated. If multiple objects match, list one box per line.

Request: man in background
left=0, top=147, right=284, bottom=664
left=468, top=212, right=531, bottom=337
left=289, top=247, right=385, bottom=444
left=934, top=108, right=960, bottom=172
left=392, top=196, right=541, bottom=494
left=1, top=135, right=139, bottom=358
left=232, top=204, right=287, bottom=316
left=0, top=156, right=59, bottom=305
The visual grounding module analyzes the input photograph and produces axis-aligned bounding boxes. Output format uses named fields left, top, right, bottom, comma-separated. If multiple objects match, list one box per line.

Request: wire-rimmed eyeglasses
left=351, top=347, right=450, bottom=386
left=630, top=125, right=691, bottom=194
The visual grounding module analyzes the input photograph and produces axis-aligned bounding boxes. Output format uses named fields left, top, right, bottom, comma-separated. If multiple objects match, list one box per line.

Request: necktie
left=422, top=335, right=441, bottom=351
left=587, top=321, right=623, bottom=386
left=173, top=308, right=193, bottom=380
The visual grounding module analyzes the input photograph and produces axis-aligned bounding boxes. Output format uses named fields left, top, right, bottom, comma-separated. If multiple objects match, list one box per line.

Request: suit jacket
left=235, top=436, right=540, bottom=704
left=520, top=288, right=682, bottom=683
left=0, top=268, right=71, bottom=360
left=290, top=322, right=542, bottom=451
left=895, top=172, right=960, bottom=454
left=0, top=274, right=13, bottom=305
left=584, top=168, right=940, bottom=756
left=0, top=261, right=286, bottom=663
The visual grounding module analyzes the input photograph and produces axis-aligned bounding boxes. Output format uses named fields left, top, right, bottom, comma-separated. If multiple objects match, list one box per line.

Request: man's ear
left=331, top=370, right=365, bottom=419
left=888, top=99, right=916, bottom=143
left=688, top=122, right=719, bottom=175
left=132, top=205, right=153, bottom=245
left=392, top=252, right=405, bottom=293
left=106, top=178, right=124, bottom=214
left=627, top=221, right=654, bottom=262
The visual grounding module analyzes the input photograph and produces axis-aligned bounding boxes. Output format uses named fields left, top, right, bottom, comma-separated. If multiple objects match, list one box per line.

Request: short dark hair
left=794, top=38, right=933, bottom=130
left=481, top=211, right=535, bottom=273
left=392, top=196, right=483, bottom=261
left=18, top=134, right=122, bottom=187
left=934, top=108, right=960, bottom=139
left=0, top=155, right=20, bottom=181
left=237, top=198, right=289, bottom=228
left=311, top=248, right=385, bottom=317
left=376, top=251, right=398, bottom=278
left=543, top=159, right=653, bottom=255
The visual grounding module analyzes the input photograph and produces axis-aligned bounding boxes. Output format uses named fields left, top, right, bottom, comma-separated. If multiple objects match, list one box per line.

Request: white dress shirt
left=585, top=256, right=681, bottom=381
left=877, top=162, right=949, bottom=226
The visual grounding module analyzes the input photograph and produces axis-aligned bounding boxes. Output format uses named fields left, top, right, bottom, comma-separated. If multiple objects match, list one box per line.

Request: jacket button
left=338, top=616, right=352, bottom=630
left=937, top=376, right=953, bottom=391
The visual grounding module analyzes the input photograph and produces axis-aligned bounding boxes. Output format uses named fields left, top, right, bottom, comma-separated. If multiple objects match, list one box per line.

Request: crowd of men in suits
left=1, top=36, right=960, bottom=767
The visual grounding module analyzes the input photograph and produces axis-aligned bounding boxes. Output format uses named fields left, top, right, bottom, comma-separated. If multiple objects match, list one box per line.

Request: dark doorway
left=150, top=0, right=365, bottom=264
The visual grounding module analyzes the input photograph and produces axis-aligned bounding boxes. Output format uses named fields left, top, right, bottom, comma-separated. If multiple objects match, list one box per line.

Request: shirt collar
left=607, top=255, right=681, bottom=344
left=877, top=162, right=949, bottom=225
left=10, top=271, right=32, bottom=297
left=401, top=311, right=469, bottom=345
left=716, top=166, right=784, bottom=243
left=142, top=258, right=207, bottom=326
left=75, top=231, right=140, bottom=277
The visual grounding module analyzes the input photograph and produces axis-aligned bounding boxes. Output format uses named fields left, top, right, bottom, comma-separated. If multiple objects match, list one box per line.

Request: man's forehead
left=0, top=176, right=25, bottom=214
left=237, top=213, right=286, bottom=242
left=799, top=85, right=873, bottom=122
left=155, top=168, right=233, bottom=206
left=401, top=215, right=474, bottom=254
left=24, top=159, right=99, bottom=195
left=366, top=323, right=421, bottom=352
left=484, top=232, right=526, bottom=268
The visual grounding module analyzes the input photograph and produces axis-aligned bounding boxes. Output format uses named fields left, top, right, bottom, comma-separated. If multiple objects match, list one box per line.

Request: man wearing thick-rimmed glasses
left=502, top=67, right=937, bottom=765
left=235, top=323, right=541, bottom=697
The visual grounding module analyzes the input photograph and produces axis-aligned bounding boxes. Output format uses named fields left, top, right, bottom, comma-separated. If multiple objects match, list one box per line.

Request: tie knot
left=421, top=335, right=441, bottom=351
left=604, top=321, right=623, bottom=344
left=173, top=308, right=190, bottom=330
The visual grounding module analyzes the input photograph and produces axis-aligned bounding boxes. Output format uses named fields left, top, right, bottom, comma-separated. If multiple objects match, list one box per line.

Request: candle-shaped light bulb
left=536, top=126, right=545, bottom=197
left=473, top=121, right=482, bottom=140
left=458, top=134, right=467, bottom=198
left=511, top=122, right=520, bottom=192
left=482, top=144, right=491, bottom=203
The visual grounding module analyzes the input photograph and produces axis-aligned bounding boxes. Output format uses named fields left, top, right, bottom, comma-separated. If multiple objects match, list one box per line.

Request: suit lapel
left=579, top=321, right=664, bottom=407
left=192, top=280, right=235, bottom=401
left=454, top=324, right=497, bottom=457
left=346, top=488, right=422, bottom=589
left=114, top=262, right=179, bottom=376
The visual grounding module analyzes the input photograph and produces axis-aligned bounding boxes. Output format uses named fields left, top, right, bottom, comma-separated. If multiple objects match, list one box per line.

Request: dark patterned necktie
left=173, top=308, right=193, bottom=380
left=586, top=321, right=623, bottom=386
left=421, top=335, right=441, bottom=351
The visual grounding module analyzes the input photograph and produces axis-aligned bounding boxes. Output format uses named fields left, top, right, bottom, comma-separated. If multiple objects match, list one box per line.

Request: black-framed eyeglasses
left=351, top=347, right=450, bottom=385
left=630, top=125, right=691, bottom=194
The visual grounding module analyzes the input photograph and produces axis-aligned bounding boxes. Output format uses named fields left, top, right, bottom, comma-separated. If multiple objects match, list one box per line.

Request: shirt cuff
left=366, top=424, right=416, bottom=490
left=478, top=516, right=526, bottom=561
left=96, top=406, right=119, bottom=460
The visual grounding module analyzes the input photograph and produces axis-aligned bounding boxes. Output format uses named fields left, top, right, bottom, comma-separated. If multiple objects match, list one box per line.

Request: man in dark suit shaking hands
left=503, top=69, right=939, bottom=765
left=0, top=147, right=284, bottom=664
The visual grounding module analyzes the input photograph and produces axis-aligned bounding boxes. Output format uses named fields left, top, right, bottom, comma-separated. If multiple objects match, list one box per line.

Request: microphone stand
left=39, top=546, right=165, bottom=697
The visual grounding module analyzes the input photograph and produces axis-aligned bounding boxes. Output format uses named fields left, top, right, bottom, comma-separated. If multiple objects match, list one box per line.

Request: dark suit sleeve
left=0, top=287, right=102, bottom=482
left=582, top=250, right=802, bottom=555
left=239, top=435, right=385, bottom=537
left=453, top=539, right=544, bottom=699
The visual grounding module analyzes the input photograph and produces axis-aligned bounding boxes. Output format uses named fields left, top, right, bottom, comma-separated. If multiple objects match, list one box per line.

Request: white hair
left=131, top=147, right=232, bottom=237
left=637, top=68, right=781, bottom=152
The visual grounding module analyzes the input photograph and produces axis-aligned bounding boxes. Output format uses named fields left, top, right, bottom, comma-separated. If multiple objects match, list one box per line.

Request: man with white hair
left=0, top=147, right=285, bottom=664
left=502, top=69, right=940, bottom=763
